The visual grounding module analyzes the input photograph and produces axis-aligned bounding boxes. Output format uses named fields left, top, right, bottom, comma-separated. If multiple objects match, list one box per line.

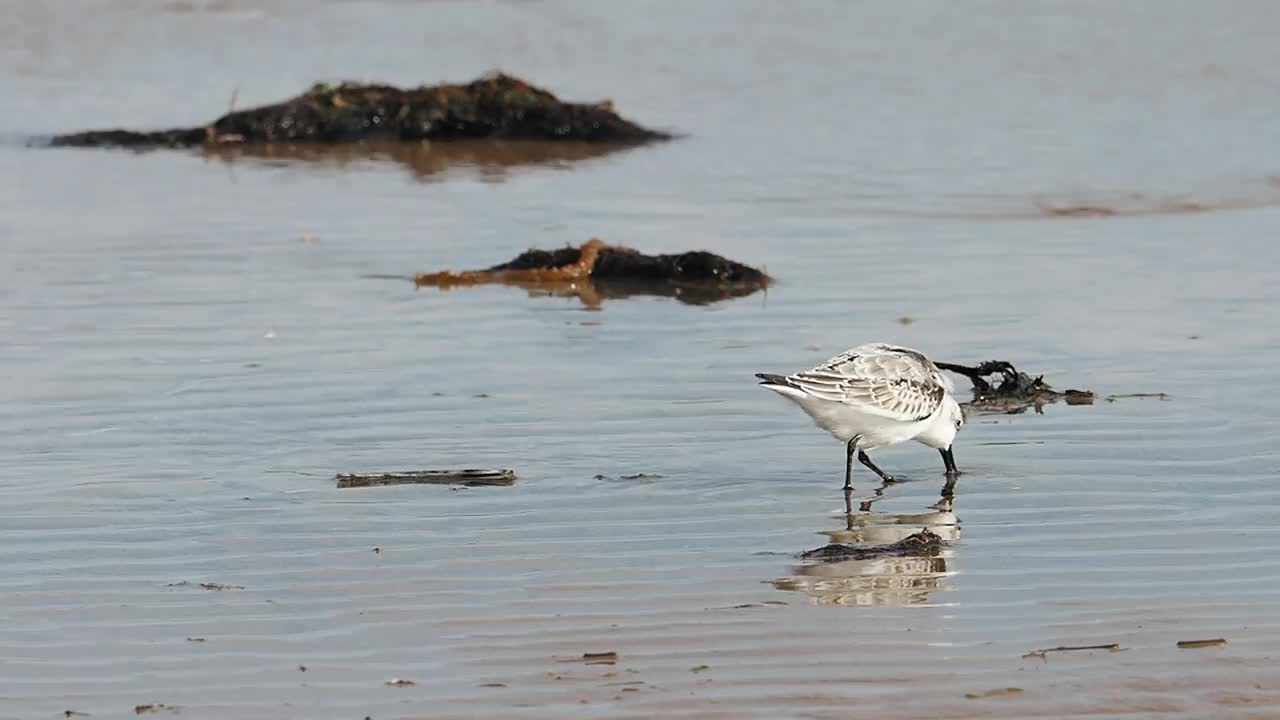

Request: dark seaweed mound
left=487, top=245, right=586, bottom=272
left=593, top=248, right=770, bottom=286
left=47, top=73, right=672, bottom=148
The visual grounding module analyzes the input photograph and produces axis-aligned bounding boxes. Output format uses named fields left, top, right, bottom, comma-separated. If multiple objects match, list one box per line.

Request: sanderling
left=756, top=342, right=964, bottom=492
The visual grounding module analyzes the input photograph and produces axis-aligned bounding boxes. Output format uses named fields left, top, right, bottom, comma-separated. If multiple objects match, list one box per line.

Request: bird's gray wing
left=786, top=344, right=947, bottom=421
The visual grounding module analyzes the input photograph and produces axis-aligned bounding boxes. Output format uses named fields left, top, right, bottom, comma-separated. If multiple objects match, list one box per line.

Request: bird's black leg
left=857, top=451, right=895, bottom=483
left=939, top=447, right=960, bottom=476
left=844, top=435, right=861, bottom=492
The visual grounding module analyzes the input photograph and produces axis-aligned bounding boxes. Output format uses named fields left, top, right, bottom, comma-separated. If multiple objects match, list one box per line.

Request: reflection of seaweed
left=799, top=528, right=945, bottom=561
left=936, top=360, right=1095, bottom=415
left=200, top=140, right=639, bottom=183
left=771, top=481, right=959, bottom=607
left=414, top=239, right=772, bottom=308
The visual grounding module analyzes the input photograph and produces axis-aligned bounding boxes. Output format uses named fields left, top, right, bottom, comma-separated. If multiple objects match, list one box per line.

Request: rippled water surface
left=4, top=2, right=1280, bottom=718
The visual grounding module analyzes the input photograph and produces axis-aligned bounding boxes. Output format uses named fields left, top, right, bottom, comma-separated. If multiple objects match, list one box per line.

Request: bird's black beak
left=939, top=446, right=959, bottom=475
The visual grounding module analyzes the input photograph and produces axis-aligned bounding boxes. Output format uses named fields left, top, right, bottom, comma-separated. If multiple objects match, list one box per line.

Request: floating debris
left=594, top=472, right=665, bottom=482
left=722, top=600, right=789, bottom=609
left=134, top=704, right=180, bottom=715
left=965, top=687, right=1024, bottom=699
left=46, top=73, right=672, bottom=148
left=165, top=581, right=245, bottom=591
left=1177, top=638, right=1228, bottom=649
left=414, top=238, right=771, bottom=307
left=478, top=682, right=507, bottom=688
left=580, top=651, right=619, bottom=665
left=1105, top=392, right=1171, bottom=402
left=1038, top=204, right=1120, bottom=218
left=935, top=360, right=1095, bottom=415
left=690, top=665, right=711, bottom=673
left=385, top=678, right=417, bottom=688
left=336, top=468, right=516, bottom=488
left=1021, top=643, right=1122, bottom=660
left=64, top=712, right=91, bottom=718
left=799, top=528, right=946, bottom=561
left=184, top=637, right=206, bottom=643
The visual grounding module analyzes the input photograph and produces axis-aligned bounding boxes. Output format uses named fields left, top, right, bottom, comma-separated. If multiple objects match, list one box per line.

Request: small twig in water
left=336, top=468, right=516, bottom=488
left=1022, top=643, right=1122, bottom=660
left=1105, top=393, right=1171, bottom=402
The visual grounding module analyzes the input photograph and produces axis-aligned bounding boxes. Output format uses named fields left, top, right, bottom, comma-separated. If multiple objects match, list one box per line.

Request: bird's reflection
left=771, top=479, right=959, bottom=607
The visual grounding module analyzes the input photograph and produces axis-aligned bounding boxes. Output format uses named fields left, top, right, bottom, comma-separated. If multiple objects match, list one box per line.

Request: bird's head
left=918, top=395, right=965, bottom=450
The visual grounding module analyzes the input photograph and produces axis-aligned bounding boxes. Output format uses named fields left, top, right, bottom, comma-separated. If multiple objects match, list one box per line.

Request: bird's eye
left=954, top=418, right=963, bottom=430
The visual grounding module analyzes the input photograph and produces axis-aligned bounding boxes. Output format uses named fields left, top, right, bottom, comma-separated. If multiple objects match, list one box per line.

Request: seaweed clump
left=935, top=360, right=1096, bottom=414
left=47, top=73, right=672, bottom=149
left=414, top=238, right=771, bottom=307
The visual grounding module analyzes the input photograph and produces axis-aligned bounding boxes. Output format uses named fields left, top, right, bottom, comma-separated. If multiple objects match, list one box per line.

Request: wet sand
left=4, top=1, right=1280, bottom=718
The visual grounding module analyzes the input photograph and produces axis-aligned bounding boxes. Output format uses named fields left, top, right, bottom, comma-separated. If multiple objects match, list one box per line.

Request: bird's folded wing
left=787, top=369, right=945, bottom=422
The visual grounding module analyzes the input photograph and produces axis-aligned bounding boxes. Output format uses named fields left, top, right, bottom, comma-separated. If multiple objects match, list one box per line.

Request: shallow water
left=4, top=1, right=1280, bottom=718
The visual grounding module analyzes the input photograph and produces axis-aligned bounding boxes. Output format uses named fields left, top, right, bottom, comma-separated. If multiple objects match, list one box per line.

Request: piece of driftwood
left=581, top=652, right=619, bottom=665
left=799, top=528, right=945, bottom=561
left=1176, top=638, right=1227, bottom=649
left=414, top=238, right=771, bottom=307
left=335, top=468, right=516, bottom=488
left=936, top=360, right=1096, bottom=415
left=45, top=73, right=671, bottom=149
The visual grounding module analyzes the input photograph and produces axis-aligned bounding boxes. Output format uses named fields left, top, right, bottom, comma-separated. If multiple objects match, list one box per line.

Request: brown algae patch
left=414, top=238, right=772, bottom=307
